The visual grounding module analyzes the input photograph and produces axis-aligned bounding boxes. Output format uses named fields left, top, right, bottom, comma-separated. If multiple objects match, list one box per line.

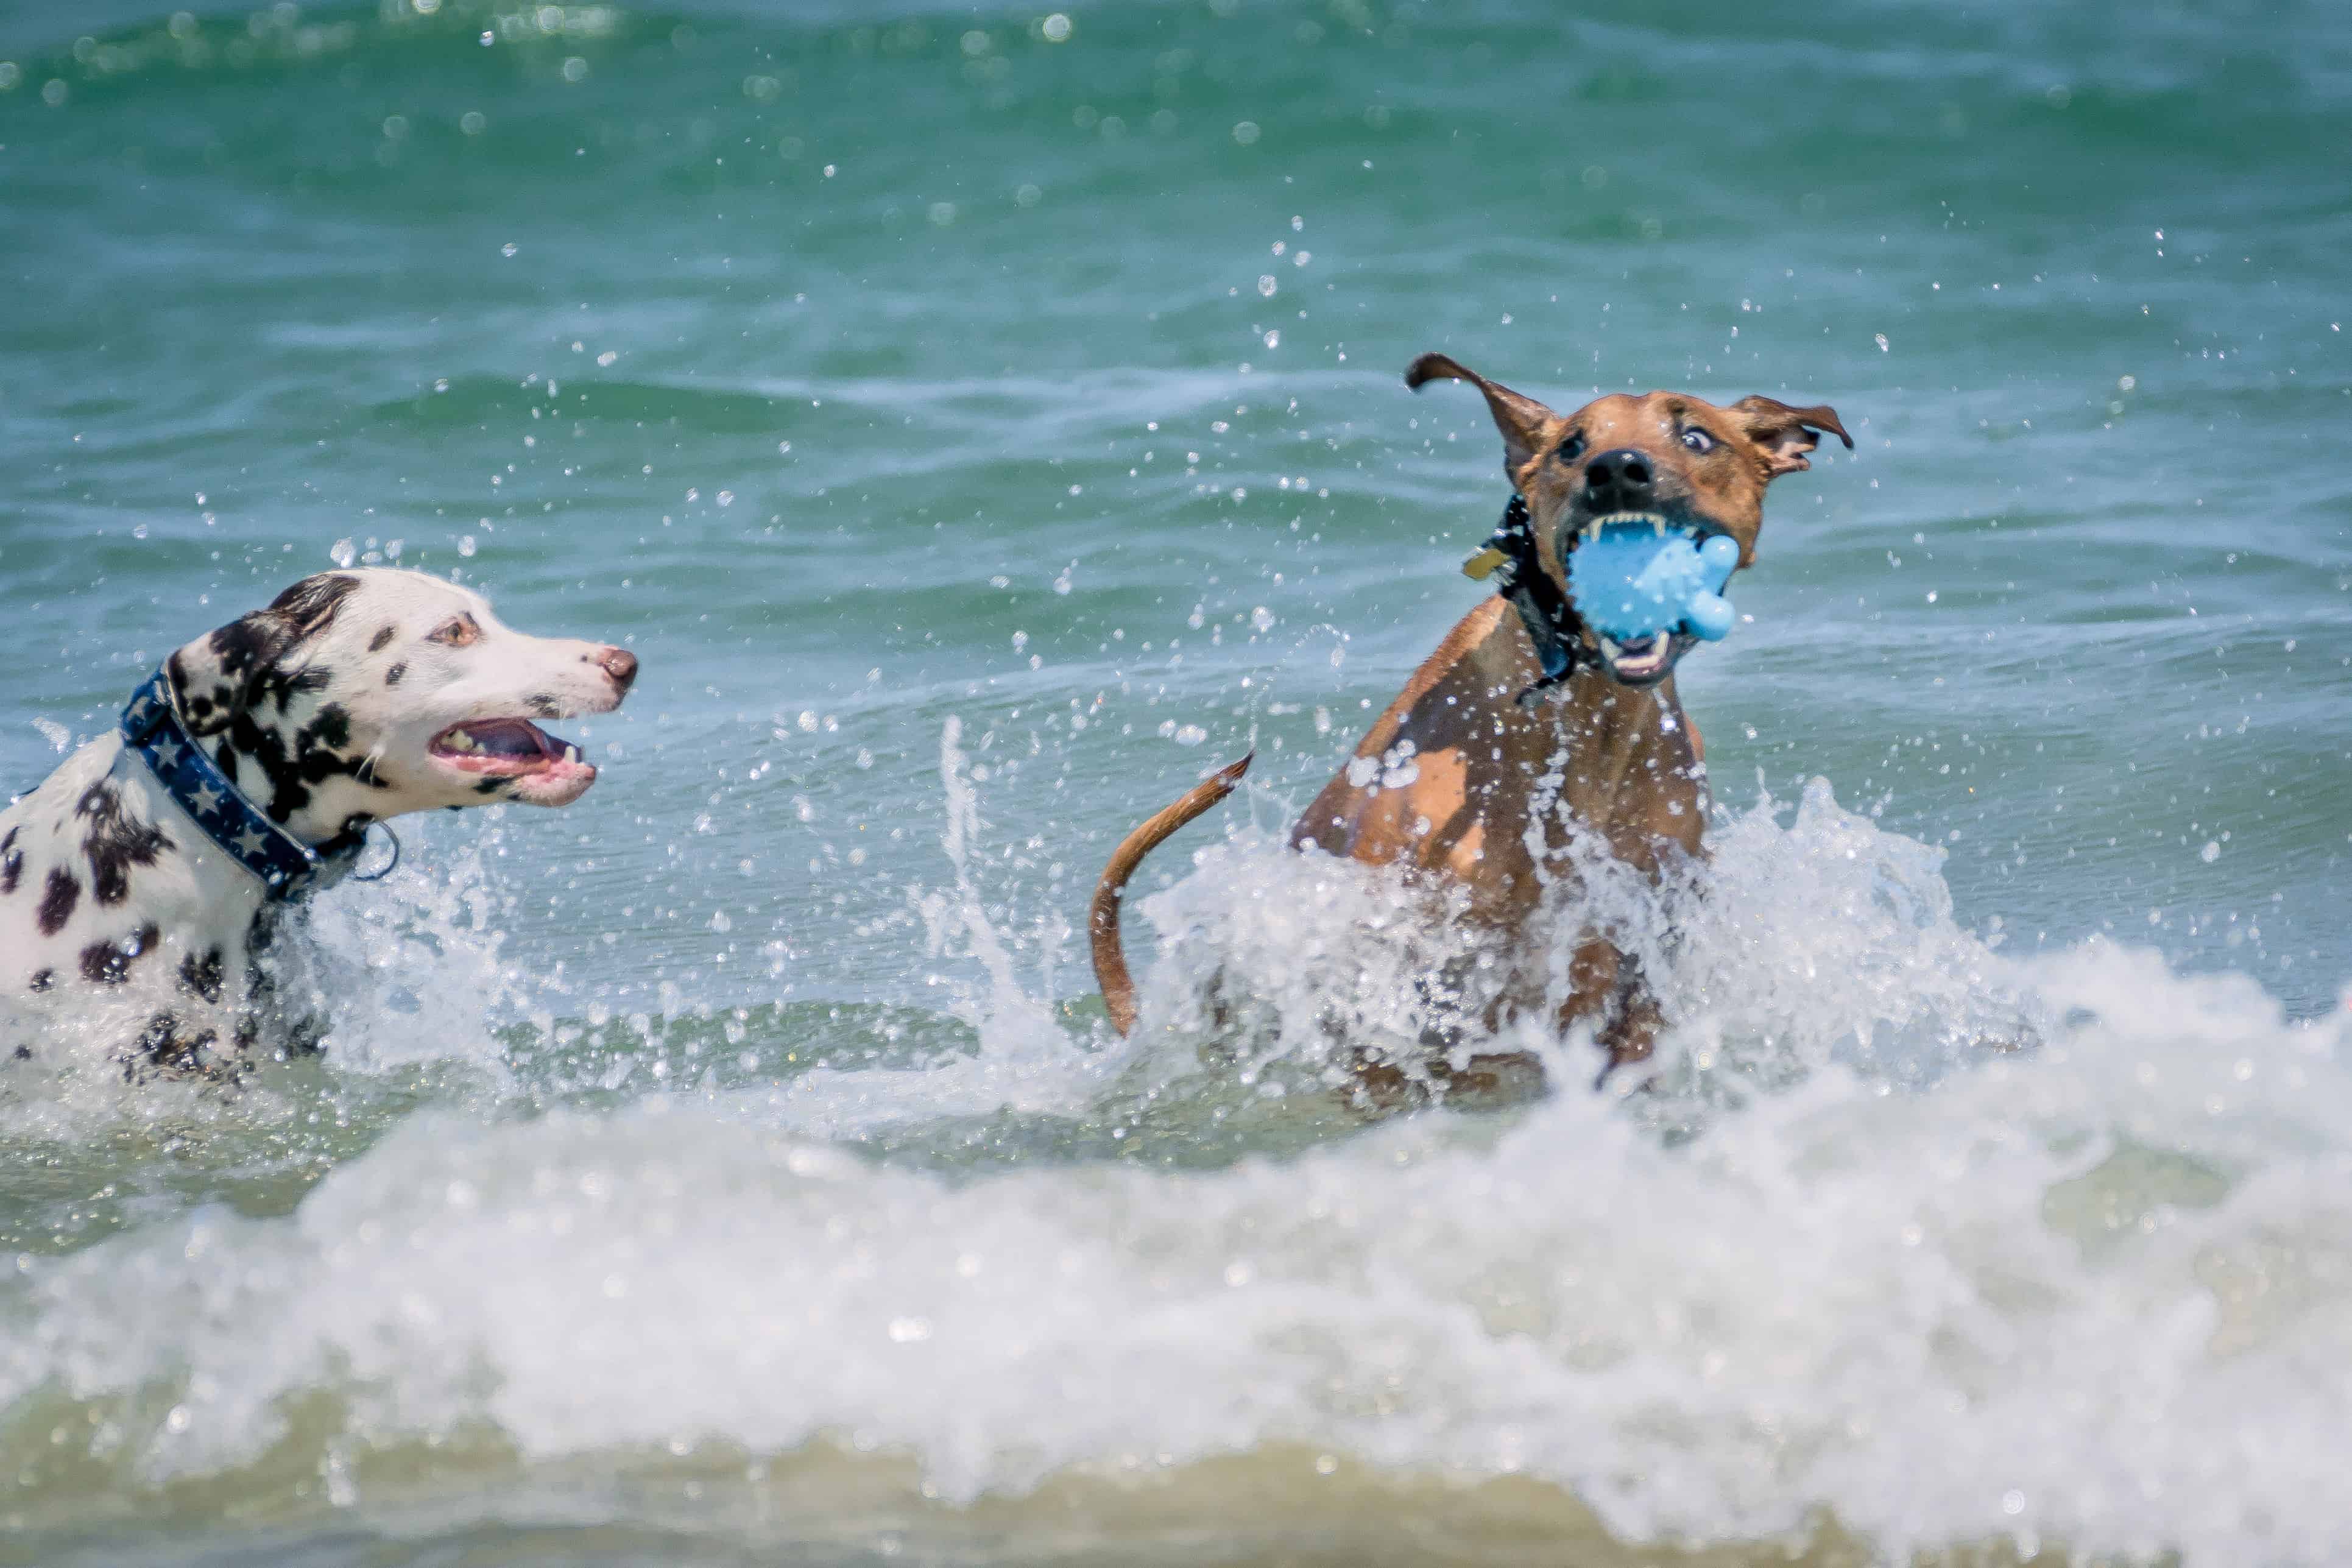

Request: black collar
left=119, top=668, right=370, bottom=901
left=1460, top=493, right=1591, bottom=708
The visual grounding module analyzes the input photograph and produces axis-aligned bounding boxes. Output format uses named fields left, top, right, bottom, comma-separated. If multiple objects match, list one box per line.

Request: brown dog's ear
left=166, top=573, right=359, bottom=735
left=1732, top=395, right=1852, bottom=476
left=1405, top=352, right=1556, bottom=476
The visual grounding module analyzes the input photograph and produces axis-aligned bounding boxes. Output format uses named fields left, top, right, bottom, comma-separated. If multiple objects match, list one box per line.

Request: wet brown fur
left=1092, top=352, right=1849, bottom=1090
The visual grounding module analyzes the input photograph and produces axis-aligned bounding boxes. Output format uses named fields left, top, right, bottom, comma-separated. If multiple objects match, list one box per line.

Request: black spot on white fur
left=0, top=827, right=19, bottom=895
left=80, top=923, right=160, bottom=986
left=172, top=572, right=358, bottom=742
left=369, top=624, right=398, bottom=652
left=179, top=946, right=226, bottom=1004
left=216, top=689, right=382, bottom=823
left=267, top=572, right=361, bottom=633
left=36, top=868, right=79, bottom=935
left=76, top=781, right=171, bottom=906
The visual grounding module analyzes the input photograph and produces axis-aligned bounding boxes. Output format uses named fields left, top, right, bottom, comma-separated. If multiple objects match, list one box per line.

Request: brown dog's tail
left=1089, top=754, right=1252, bottom=1036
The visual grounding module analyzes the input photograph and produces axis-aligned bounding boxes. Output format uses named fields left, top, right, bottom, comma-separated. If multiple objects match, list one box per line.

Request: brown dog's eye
left=1555, top=433, right=1586, bottom=462
left=428, top=614, right=481, bottom=648
left=1678, top=427, right=1717, bottom=454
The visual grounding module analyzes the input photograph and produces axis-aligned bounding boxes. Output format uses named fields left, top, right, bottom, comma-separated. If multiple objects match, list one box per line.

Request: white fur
left=0, top=569, right=634, bottom=1079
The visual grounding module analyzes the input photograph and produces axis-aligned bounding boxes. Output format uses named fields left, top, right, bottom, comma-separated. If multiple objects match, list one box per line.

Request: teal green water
left=4, top=2, right=2351, bottom=1564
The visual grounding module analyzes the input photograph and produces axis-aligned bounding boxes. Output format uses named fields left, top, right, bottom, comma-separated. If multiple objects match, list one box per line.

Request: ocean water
left=3, top=1, right=2350, bottom=1563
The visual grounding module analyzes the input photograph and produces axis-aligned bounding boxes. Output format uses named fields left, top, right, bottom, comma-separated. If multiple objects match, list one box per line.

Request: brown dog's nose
left=1583, top=448, right=1656, bottom=512
left=596, top=646, right=638, bottom=691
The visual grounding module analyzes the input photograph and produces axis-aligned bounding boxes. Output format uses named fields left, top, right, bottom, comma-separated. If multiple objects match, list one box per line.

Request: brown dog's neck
left=1544, top=651, right=1689, bottom=777
left=1467, top=606, right=1702, bottom=852
left=1291, top=598, right=1705, bottom=919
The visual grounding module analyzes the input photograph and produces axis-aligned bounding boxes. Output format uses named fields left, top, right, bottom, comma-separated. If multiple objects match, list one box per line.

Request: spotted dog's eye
left=1679, top=426, right=1718, bottom=454
left=428, top=614, right=481, bottom=648
left=1555, top=433, right=1586, bottom=462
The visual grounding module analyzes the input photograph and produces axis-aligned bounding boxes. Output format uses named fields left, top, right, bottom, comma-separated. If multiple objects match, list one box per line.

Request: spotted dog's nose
left=595, top=646, right=638, bottom=691
left=1581, top=448, right=1656, bottom=513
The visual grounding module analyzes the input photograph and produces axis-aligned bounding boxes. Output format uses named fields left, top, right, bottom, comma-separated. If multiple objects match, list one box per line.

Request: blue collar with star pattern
left=119, top=667, right=362, bottom=901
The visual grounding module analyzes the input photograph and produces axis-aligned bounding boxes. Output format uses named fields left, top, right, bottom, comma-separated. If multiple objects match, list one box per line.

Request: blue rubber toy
left=1566, top=525, right=1742, bottom=643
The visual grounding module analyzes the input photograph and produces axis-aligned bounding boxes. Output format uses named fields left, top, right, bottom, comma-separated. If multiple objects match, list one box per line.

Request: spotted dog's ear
left=1732, top=395, right=1853, bottom=478
left=1405, top=352, right=1558, bottom=478
left=167, top=573, right=359, bottom=735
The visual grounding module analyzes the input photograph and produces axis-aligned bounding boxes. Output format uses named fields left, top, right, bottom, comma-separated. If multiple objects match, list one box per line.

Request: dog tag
left=1460, top=545, right=1510, bottom=581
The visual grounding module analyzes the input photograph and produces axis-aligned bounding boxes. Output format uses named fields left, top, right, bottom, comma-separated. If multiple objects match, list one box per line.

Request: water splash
left=1134, top=775, right=2045, bottom=1121
left=2, top=941, right=2345, bottom=1563
left=755, top=718, right=1123, bottom=1140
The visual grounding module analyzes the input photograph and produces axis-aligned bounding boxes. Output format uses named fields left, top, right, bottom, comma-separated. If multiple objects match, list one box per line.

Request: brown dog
left=1090, top=353, right=1849, bottom=1087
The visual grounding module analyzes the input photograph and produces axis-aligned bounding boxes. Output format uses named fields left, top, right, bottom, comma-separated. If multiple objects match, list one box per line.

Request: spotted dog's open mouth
left=429, top=718, right=596, bottom=802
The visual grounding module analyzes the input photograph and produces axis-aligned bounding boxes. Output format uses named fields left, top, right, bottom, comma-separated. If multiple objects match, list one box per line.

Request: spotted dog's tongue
left=475, top=720, right=563, bottom=758
left=1567, top=520, right=1741, bottom=643
left=434, top=718, right=580, bottom=769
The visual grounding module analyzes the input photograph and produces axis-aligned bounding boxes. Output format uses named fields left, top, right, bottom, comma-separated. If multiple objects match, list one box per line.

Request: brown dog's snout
left=594, top=646, right=638, bottom=691
left=1581, top=448, right=1656, bottom=512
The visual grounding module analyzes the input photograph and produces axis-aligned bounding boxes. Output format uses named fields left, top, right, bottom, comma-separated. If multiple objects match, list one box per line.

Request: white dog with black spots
left=0, top=569, right=636, bottom=1079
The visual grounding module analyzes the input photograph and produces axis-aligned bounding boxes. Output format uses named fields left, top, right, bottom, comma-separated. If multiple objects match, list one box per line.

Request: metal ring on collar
left=348, top=821, right=402, bottom=883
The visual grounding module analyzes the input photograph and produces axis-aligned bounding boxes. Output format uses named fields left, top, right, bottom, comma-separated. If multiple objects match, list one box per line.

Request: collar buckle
left=120, top=676, right=176, bottom=746
left=1466, top=493, right=1589, bottom=708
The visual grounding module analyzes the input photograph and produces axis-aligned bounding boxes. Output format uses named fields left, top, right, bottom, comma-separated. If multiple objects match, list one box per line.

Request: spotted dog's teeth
left=563, top=745, right=579, bottom=764
left=445, top=730, right=476, bottom=754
